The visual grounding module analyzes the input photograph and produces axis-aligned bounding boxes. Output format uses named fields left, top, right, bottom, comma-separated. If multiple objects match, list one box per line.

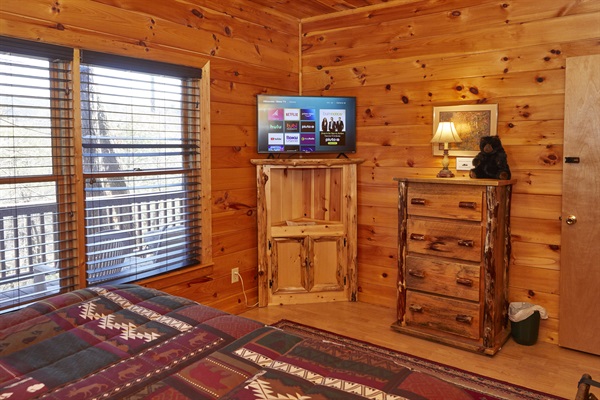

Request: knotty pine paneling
left=0, top=0, right=298, bottom=315
left=302, top=1, right=600, bottom=344
left=2, top=0, right=598, bottom=343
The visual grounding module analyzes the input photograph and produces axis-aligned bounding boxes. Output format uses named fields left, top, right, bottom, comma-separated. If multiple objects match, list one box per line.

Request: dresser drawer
left=407, top=219, right=481, bottom=262
left=406, top=291, right=480, bottom=340
left=406, top=255, right=480, bottom=302
left=407, top=184, right=483, bottom=221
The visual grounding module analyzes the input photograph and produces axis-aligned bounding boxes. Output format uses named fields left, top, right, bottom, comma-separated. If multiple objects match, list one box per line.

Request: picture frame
left=432, top=104, right=498, bottom=156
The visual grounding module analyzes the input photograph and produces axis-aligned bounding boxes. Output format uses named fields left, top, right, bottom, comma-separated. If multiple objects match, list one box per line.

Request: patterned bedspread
left=0, top=284, right=263, bottom=399
left=1, top=285, right=480, bottom=400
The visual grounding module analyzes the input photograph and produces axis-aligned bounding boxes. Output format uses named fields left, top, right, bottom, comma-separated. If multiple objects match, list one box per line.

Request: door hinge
left=344, top=237, right=347, bottom=247
left=268, top=240, right=271, bottom=250
left=269, top=279, right=273, bottom=288
left=344, top=276, right=347, bottom=285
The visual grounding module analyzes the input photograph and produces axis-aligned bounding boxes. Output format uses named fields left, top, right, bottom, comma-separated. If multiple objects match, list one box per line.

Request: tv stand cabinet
left=251, top=158, right=363, bottom=307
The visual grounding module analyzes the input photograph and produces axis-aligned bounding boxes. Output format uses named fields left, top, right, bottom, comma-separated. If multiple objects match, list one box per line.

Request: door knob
left=566, top=215, right=577, bottom=225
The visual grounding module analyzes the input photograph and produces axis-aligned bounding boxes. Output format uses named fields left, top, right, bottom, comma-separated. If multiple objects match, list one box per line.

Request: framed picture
left=432, top=104, right=498, bottom=156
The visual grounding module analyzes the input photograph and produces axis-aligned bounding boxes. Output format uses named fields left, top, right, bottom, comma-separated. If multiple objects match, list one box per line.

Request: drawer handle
left=456, top=314, right=473, bottom=324
left=458, top=201, right=477, bottom=209
left=411, top=198, right=426, bottom=205
left=410, top=233, right=425, bottom=241
left=409, top=304, right=423, bottom=313
left=408, top=269, right=425, bottom=279
left=456, top=277, right=473, bottom=287
left=458, top=239, right=474, bottom=247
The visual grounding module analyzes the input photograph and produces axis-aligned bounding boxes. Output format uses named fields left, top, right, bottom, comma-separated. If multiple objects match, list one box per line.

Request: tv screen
left=257, top=95, right=356, bottom=154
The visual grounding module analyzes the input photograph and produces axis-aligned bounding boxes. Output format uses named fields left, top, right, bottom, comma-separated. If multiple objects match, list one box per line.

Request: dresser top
left=393, top=176, right=516, bottom=186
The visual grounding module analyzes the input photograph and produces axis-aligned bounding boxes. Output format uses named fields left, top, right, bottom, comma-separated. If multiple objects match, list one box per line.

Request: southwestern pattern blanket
left=0, top=284, right=262, bottom=399
left=0, top=285, right=538, bottom=399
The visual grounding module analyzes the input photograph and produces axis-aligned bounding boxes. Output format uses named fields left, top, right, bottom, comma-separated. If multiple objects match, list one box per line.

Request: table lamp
left=431, top=121, right=462, bottom=178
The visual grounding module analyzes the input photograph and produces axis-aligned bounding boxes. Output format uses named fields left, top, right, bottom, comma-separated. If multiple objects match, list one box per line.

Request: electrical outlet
left=456, top=157, right=473, bottom=171
left=231, top=268, right=239, bottom=283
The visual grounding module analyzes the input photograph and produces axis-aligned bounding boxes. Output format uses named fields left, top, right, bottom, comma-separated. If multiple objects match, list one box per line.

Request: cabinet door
left=270, top=235, right=347, bottom=304
left=310, top=236, right=346, bottom=293
left=271, top=237, right=309, bottom=295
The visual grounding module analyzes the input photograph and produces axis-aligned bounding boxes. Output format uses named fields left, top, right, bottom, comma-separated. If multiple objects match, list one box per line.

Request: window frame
left=0, top=40, right=212, bottom=310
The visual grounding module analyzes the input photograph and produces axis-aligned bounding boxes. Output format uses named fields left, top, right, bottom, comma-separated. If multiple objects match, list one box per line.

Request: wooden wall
left=0, top=0, right=298, bottom=313
left=2, top=0, right=600, bottom=345
left=300, top=0, right=600, bottom=344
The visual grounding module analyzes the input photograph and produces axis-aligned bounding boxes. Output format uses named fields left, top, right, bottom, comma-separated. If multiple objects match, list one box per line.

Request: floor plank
left=241, top=301, right=600, bottom=399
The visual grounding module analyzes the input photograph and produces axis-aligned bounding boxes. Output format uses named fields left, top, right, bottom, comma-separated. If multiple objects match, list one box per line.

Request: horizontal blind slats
left=82, top=62, right=201, bottom=286
left=1, top=47, right=77, bottom=312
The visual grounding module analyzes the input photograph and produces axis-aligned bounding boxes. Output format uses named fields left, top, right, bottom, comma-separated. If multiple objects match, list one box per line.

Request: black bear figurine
left=469, top=136, right=511, bottom=180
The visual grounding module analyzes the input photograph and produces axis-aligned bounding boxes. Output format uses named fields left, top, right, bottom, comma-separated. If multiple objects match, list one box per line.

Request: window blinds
left=80, top=54, right=203, bottom=285
left=0, top=39, right=77, bottom=311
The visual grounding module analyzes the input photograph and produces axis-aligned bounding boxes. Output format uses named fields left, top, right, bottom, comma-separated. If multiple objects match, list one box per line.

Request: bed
left=0, top=284, right=503, bottom=399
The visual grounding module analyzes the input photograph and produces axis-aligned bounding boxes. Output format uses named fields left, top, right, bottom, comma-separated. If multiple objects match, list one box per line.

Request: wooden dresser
left=392, top=177, right=515, bottom=355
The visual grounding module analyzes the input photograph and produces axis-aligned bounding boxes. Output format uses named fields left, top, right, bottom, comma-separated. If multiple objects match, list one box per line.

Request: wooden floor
left=241, top=302, right=600, bottom=399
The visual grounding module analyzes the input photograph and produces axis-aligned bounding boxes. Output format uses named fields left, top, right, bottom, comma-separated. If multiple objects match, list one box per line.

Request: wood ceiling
left=248, top=0, right=396, bottom=19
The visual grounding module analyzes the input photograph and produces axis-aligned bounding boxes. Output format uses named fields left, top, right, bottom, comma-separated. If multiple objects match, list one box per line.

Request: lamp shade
left=431, top=121, right=462, bottom=144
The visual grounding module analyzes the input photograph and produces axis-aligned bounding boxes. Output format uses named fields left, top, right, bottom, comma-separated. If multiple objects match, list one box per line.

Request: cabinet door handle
left=408, top=269, right=425, bottom=279
left=411, top=198, right=426, bottom=205
left=456, top=277, right=473, bottom=287
left=409, top=304, right=423, bottom=313
left=456, top=314, right=473, bottom=324
left=458, top=201, right=477, bottom=209
left=458, top=239, right=474, bottom=247
left=410, top=233, right=425, bottom=241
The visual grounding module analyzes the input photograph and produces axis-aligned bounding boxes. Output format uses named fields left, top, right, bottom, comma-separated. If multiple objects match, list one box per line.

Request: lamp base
left=436, top=168, right=455, bottom=178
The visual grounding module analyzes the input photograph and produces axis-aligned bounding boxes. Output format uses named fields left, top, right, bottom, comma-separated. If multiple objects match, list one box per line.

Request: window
left=0, top=41, right=76, bottom=311
left=80, top=52, right=203, bottom=285
left=0, top=38, right=206, bottom=311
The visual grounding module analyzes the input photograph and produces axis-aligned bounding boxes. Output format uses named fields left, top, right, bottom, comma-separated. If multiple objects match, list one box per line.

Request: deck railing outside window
left=0, top=38, right=203, bottom=311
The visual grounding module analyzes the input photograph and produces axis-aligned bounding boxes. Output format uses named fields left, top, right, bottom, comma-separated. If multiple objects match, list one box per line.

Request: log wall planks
left=0, top=0, right=299, bottom=314
left=1, top=0, right=599, bottom=344
left=301, top=1, right=600, bottom=344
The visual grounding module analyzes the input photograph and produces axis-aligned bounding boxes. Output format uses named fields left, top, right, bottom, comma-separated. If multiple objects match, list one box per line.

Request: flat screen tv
left=257, top=94, right=356, bottom=154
